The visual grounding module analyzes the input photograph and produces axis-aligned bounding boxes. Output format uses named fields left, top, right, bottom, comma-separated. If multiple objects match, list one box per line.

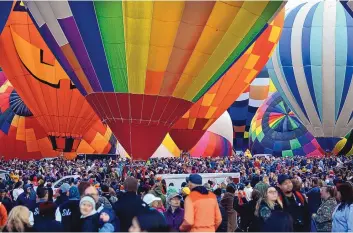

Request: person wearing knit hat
left=79, top=195, right=100, bottom=232
left=80, top=195, right=97, bottom=218
left=254, top=181, right=270, bottom=198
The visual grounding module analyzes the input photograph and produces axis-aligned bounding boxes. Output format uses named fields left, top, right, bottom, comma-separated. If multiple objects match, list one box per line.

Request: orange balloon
left=169, top=9, right=285, bottom=151
left=0, top=80, right=59, bottom=160
left=0, top=2, right=107, bottom=153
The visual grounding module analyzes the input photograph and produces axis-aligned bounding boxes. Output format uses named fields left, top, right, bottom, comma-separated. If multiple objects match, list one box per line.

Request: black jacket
left=79, top=213, right=100, bottom=232
left=57, top=199, right=81, bottom=232
left=234, top=199, right=258, bottom=231
left=278, top=190, right=310, bottom=232
left=113, top=192, right=150, bottom=232
left=33, top=217, right=63, bottom=232
left=54, top=194, right=69, bottom=206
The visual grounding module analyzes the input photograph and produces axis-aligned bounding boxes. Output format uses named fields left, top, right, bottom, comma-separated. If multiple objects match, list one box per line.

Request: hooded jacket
left=99, top=208, right=120, bottom=232
left=179, top=186, right=222, bottom=232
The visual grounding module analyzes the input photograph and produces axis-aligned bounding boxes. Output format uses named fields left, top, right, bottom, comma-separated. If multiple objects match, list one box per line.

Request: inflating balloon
left=190, top=112, right=233, bottom=158
left=0, top=81, right=59, bottom=160
left=228, top=67, right=276, bottom=151
left=170, top=10, right=284, bottom=152
left=0, top=3, right=105, bottom=153
left=249, top=92, right=324, bottom=157
left=267, top=1, right=353, bottom=152
left=25, top=1, right=285, bottom=160
left=333, top=130, right=353, bottom=156
left=0, top=80, right=117, bottom=160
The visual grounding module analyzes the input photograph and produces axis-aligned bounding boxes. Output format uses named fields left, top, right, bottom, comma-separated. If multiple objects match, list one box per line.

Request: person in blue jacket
left=99, top=208, right=120, bottom=232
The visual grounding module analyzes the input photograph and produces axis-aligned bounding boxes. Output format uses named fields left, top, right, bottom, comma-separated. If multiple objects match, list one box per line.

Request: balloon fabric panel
left=267, top=1, right=353, bottom=152
left=0, top=81, right=59, bottom=160
left=228, top=68, right=274, bottom=151
left=249, top=92, right=324, bottom=157
left=0, top=4, right=110, bottom=153
left=25, top=1, right=284, bottom=160
left=170, top=11, right=284, bottom=151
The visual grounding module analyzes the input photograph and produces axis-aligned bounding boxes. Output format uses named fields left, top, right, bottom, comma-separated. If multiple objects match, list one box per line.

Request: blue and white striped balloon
left=267, top=0, right=353, bottom=152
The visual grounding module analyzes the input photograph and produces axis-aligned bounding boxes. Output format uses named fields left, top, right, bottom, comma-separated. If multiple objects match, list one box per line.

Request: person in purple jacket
left=164, top=193, right=184, bottom=232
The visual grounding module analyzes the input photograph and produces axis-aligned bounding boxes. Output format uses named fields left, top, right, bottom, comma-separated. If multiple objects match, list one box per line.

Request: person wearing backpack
left=277, top=174, right=310, bottom=232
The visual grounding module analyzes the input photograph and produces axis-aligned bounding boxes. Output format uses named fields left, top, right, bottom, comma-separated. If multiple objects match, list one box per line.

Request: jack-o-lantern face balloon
left=0, top=1, right=102, bottom=153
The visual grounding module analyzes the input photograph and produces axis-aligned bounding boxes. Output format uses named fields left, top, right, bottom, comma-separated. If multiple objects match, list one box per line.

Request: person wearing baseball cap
left=179, top=174, right=222, bottom=232
left=277, top=174, right=310, bottom=232
left=164, top=193, right=184, bottom=232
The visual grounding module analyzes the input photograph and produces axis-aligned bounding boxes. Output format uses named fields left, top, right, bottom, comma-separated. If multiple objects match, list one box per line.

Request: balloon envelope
left=170, top=10, right=284, bottom=151
left=249, top=92, right=324, bottom=157
left=228, top=67, right=276, bottom=151
left=267, top=1, right=353, bottom=152
left=0, top=4, right=105, bottom=153
left=190, top=112, right=233, bottom=158
left=0, top=68, right=6, bottom=86
left=0, top=80, right=59, bottom=160
left=25, top=1, right=284, bottom=160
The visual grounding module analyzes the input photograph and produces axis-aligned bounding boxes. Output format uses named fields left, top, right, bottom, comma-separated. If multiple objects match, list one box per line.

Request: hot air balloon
left=0, top=80, right=59, bottom=160
left=333, top=130, right=353, bottom=156
left=0, top=2, right=106, bottom=154
left=117, top=134, right=180, bottom=159
left=249, top=92, right=324, bottom=157
left=228, top=67, right=276, bottom=152
left=189, top=112, right=233, bottom=158
left=0, top=67, right=6, bottom=86
left=169, top=10, right=284, bottom=153
left=267, top=1, right=353, bottom=152
left=25, top=1, right=285, bottom=160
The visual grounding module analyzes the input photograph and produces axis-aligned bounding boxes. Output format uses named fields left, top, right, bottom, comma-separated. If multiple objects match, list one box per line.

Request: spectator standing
left=312, top=185, right=337, bottom=232
left=332, top=182, right=353, bottom=232
left=277, top=174, right=310, bottom=232
left=179, top=174, right=222, bottom=232
left=113, top=177, right=149, bottom=232
left=164, top=193, right=184, bottom=232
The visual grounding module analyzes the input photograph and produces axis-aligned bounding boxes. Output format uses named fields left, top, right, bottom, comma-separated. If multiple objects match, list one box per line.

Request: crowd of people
left=0, top=154, right=351, bottom=232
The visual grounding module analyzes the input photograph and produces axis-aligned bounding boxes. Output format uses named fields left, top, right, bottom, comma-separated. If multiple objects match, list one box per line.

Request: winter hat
left=69, top=186, right=80, bottom=200
left=181, top=187, right=190, bottom=196
left=80, top=195, right=96, bottom=210
left=166, top=186, right=178, bottom=196
left=60, top=183, right=71, bottom=193
left=254, top=182, right=270, bottom=198
left=99, top=208, right=115, bottom=223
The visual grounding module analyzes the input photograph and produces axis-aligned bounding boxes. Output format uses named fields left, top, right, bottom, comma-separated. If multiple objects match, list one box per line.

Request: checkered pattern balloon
left=249, top=92, right=324, bottom=157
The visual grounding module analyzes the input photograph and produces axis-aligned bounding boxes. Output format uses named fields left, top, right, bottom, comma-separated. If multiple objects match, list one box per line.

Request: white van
left=157, top=173, right=240, bottom=190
